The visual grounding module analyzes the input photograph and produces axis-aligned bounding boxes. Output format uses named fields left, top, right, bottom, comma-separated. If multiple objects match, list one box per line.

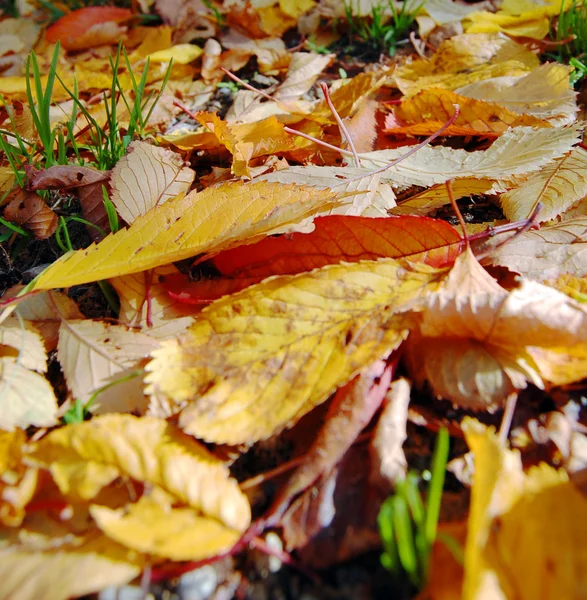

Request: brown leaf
left=267, top=359, right=395, bottom=526
left=3, top=190, right=58, bottom=240
left=27, top=165, right=110, bottom=240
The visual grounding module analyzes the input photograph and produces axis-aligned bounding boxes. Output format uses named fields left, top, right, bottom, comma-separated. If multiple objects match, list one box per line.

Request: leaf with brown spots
left=145, top=257, right=446, bottom=444
left=3, top=191, right=57, bottom=240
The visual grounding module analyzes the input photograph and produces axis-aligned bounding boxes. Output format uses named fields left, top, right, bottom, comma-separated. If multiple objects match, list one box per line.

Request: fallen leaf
left=3, top=190, right=58, bottom=240
left=273, top=52, right=334, bottom=104
left=359, top=124, right=581, bottom=188
left=57, top=319, right=158, bottom=414
left=0, top=357, right=58, bottom=431
left=0, top=535, right=142, bottom=600
left=163, top=215, right=462, bottom=304
left=500, top=147, right=587, bottom=222
left=483, top=217, right=587, bottom=279
left=461, top=418, right=587, bottom=600
left=455, top=63, right=577, bottom=125
left=45, top=6, right=132, bottom=51
left=145, top=258, right=446, bottom=444
left=393, top=32, right=539, bottom=96
left=369, top=377, right=411, bottom=490
left=267, top=359, right=395, bottom=525
left=0, top=316, right=47, bottom=372
left=31, top=181, right=339, bottom=290
left=407, top=249, right=587, bottom=408
left=28, top=415, right=251, bottom=533
left=147, top=43, right=203, bottom=64
left=91, top=495, right=244, bottom=560
left=110, top=141, right=195, bottom=224
left=385, top=87, right=549, bottom=137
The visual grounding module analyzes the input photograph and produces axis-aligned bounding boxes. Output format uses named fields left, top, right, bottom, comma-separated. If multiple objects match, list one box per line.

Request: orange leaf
left=4, top=190, right=58, bottom=240
left=162, top=215, right=462, bottom=303
left=45, top=7, right=132, bottom=51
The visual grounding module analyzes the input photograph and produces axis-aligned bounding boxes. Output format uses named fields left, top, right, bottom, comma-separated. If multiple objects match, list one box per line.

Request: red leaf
left=163, top=215, right=463, bottom=304
left=45, top=7, right=132, bottom=51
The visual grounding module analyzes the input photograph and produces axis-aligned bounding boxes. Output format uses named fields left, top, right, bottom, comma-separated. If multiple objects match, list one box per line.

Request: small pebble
left=177, top=565, right=218, bottom=600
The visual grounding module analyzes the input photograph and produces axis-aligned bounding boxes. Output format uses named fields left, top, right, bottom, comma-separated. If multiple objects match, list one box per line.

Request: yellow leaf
left=273, top=52, right=334, bottom=104
left=456, top=63, right=577, bottom=125
left=110, top=141, right=195, bottom=224
left=279, top=0, right=315, bottom=18
left=461, top=418, right=587, bottom=600
left=0, top=357, right=58, bottom=431
left=57, top=319, right=159, bottom=414
left=91, top=495, right=243, bottom=560
left=464, top=0, right=564, bottom=39
left=391, top=87, right=548, bottom=135
left=195, top=113, right=295, bottom=177
left=0, top=533, right=142, bottom=600
left=145, top=258, right=446, bottom=444
left=0, top=430, right=37, bottom=527
left=391, top=179, right=494, bottom=216
left=393, top=33, right=539, bottom=96
left=31, top=181, right=339, bottom=290
left=147, top=43, right=203, bottom=64
left=500, top=147, right=587, bottom=222
left=28, top=415, right=251, bottom=531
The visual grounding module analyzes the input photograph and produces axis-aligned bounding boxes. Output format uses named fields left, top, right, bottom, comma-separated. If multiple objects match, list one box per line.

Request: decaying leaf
left=3, top=190, right=58, bottom=240
left=31, top=181, right=339, bottom=290
left=146, top=258, right=446, bottom=444
left=110, top=141, right=195, bottom=224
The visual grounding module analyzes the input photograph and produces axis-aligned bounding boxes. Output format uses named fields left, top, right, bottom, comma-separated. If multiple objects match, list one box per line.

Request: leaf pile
left=1, top=1, right=587, bottom=598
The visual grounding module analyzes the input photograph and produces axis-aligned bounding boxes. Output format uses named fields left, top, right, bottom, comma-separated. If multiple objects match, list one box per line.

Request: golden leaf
left=461, top=418, right=587, bottom=600
left=145, top=258, right=446, bottom=444
left=91, top=495, right=243, bottom=560
left=31, top=181, right=339, bottom=289
left=394, top=32, right=539, bottom=96
left=110, top=141, right=195, bottom=224
left=28, top=415, right=251, bottom=532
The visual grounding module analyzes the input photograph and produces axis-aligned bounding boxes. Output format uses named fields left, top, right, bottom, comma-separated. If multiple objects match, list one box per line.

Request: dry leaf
left=407, top=249, right=587, bottom=408
left=31, top=181, right=339, bottom=290
left=57, top=319, right=158, bottom=414
left=29, top=415, right=251, bottom=533
left=461, top=418, right=587, bottom=600
left=455, top=63, right=577, bottom=125
left=369, top=377, right=411, bottom=490
left=0, top=357, right=58, bottom=431
left=110, top=141, right=195, bottom=224
left=3, top=191, right=58, bottom=240
left=359, top=124, right=581, bottom=188
left=0, top=316, right=47, bottom=372
left=500, top=147, right=587, bottom=222
left=145, top=258, right=446, bottom=444
left=267, top=359, right=394, bottom=525
left=483, top=217, right=587, bottom=279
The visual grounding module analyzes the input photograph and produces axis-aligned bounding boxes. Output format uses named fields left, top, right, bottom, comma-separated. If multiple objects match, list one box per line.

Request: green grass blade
left=424, top=427, right=449, bottom=546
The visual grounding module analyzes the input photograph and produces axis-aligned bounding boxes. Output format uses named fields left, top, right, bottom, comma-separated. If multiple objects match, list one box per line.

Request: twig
left=173, top=98, right=200, bottom=121
left=342, top=104, right=461, bottom=184
left=446, top=178, right=469, bottom=249
left=320, top=82, right=360, bottom=167
left=221, top=67, right=277, bottom=103
left=498, top=392, right=518, bottom=445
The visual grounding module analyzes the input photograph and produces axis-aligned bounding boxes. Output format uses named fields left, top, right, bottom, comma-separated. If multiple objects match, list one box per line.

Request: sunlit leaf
left=146, top=258, right=446, bottom=444
left=31, top=181, right=339, bottom=289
